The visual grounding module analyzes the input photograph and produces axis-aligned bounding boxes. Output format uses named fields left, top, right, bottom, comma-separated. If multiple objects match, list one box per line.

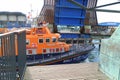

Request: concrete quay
left=24, top=62, right=109, bottom=80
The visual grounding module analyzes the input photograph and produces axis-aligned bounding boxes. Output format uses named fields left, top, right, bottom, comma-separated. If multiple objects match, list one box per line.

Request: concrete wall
left=99, top=27, right=120, bottom=80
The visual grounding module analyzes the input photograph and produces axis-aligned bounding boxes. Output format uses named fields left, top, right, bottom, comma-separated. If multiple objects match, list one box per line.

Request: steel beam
left=67, top=0, right=120, bottom=13
left=67, top=0, right=87, bottom=10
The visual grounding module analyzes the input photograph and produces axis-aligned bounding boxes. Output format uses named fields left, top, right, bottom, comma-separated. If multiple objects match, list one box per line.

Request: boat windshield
left=52, top=38, right=56, bottom=42
left=46, top=38, right=50, bottom=43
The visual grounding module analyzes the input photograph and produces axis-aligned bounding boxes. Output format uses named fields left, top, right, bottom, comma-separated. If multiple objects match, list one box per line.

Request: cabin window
left=39, top=39, right=43, bottom=43
left=52, top=38, right=56, bottom=42
left=46, top=38, right=50, bottom=43
left=26, top=40, right=30, bottom=45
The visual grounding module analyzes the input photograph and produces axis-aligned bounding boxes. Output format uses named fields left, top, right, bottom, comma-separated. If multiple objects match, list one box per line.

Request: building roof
left=98, top=22, right=120, bottom=26
left=0, top=11, right=26, bottom=16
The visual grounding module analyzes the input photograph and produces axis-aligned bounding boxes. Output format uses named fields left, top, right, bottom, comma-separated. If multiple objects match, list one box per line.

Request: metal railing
left=39, top=0, right=54, bottom=24
left=15, top=30, right=26, bottom=80
left=0, top=33, right=16, bottom=80
left=0, top=29, right=26, bottom=80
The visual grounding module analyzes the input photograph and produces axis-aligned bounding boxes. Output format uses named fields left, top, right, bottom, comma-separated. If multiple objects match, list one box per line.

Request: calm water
left=85, top=39, right=100, bottom=63
left=62, top=40, right=100, bottom=64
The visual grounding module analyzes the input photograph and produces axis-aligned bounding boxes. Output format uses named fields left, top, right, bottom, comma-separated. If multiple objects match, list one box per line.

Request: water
left=61, top=39, right=100, bottom=64
left=85, top=39, right=100, bottom=63
left=62, top=40, right=100, bottom=64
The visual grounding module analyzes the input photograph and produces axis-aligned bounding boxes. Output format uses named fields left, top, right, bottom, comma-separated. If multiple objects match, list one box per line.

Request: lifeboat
left=0, top=25, right=72, bottom=63
left=0, top=24, right=94, bottom=65
left=26, top=25, right=72, bottom=61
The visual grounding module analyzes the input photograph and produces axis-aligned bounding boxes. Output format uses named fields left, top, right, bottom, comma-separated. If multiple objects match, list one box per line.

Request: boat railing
left=0, top=29, right=26, bottom=80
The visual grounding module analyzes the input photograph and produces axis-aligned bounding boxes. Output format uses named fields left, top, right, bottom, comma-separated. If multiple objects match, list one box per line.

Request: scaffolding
left=38, top=0, right=54, bottom=24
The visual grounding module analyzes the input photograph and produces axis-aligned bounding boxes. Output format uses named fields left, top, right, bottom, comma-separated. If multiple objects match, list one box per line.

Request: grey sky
left=97, top=0, right=120, bottom=23
left=0, top=0, right=44, bottom=17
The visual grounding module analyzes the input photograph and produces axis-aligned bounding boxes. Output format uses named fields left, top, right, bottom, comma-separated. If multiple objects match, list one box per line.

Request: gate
left=16, top=31, right=26, bottom=80
left=0, top=29, right=26, bottom=80
left=0, top=32, right=16, bottom=80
